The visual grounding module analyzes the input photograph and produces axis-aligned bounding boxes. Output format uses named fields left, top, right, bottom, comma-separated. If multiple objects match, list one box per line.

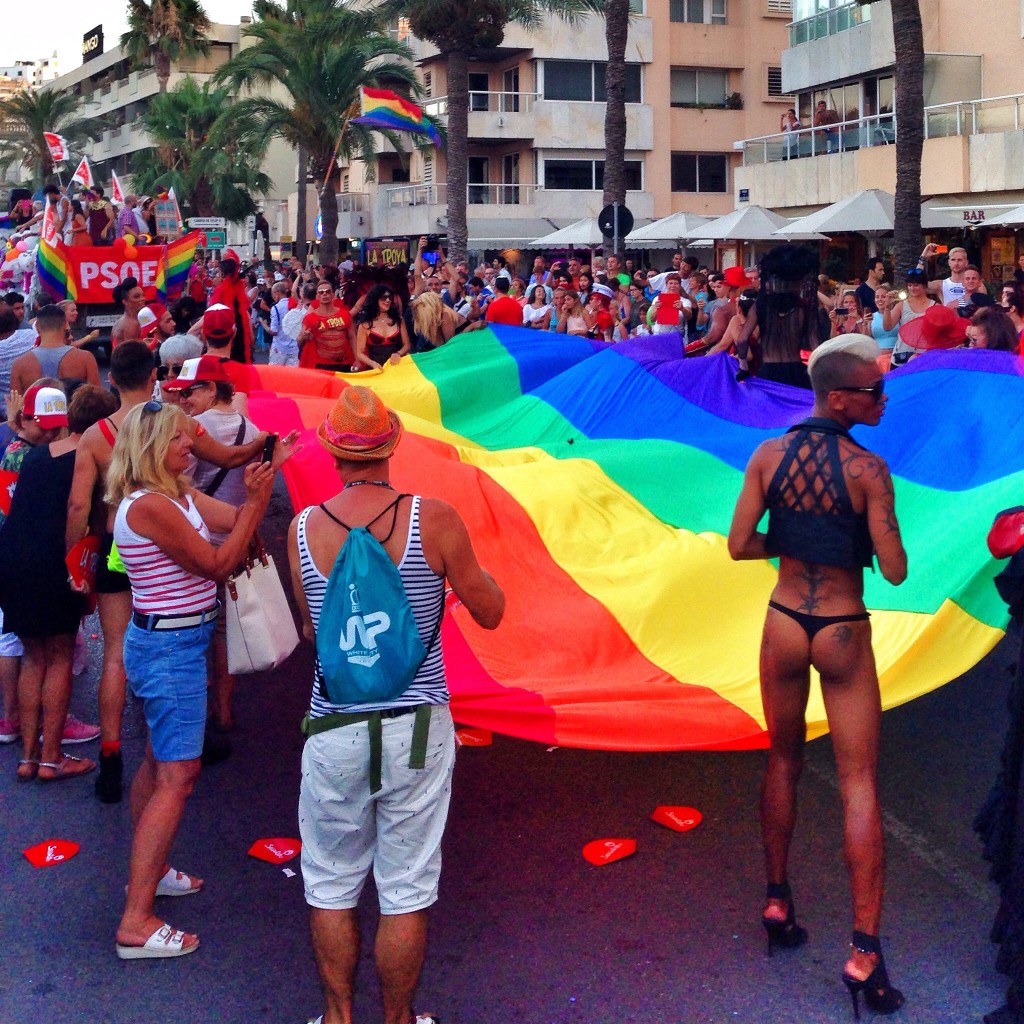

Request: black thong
left=768, top=600, right=870, bottom=643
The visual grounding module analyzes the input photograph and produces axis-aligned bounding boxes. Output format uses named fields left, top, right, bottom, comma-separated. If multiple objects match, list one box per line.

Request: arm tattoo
left=796, top=563, right=827, bottom=614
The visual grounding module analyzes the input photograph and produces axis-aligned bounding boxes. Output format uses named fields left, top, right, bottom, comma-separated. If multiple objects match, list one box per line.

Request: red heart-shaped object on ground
left=650, top=805, right=703, bottom=833
left=248, top=838, right=301, bottom=864
left=23, top=839, right=80, bottom=868
left=582, top=838, right=637, bottom=865
left=456, top=728, right=492, bottom=747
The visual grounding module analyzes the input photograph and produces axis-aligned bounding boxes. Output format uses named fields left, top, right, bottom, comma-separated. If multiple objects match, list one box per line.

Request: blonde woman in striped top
left=107, top=400, right=277, bottom=961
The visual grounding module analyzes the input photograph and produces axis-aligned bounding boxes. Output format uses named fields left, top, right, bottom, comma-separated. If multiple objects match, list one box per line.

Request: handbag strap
left=203, top=416, right=248, bottom=498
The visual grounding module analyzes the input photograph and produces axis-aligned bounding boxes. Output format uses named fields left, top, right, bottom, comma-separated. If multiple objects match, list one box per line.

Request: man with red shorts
left=298, top=283, right=355, bottom=372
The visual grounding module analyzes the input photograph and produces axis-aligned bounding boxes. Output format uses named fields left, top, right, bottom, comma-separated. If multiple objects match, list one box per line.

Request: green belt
left=301, top=705, right=432, bottom=795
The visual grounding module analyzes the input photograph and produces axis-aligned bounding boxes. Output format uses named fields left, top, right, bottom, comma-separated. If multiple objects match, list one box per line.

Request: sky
left=0, top=0, right=253, bottom=72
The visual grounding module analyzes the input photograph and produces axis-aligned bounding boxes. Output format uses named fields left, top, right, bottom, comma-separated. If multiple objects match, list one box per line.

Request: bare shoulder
left=839, top=438, right=890, bottom=482
left=752, top=435, right=789, bottom=467
left=418, top=495, right=462, bottom=531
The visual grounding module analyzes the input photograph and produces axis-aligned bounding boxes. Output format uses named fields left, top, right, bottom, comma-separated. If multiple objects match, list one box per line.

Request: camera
left=422, top=234, right=440, bottom=253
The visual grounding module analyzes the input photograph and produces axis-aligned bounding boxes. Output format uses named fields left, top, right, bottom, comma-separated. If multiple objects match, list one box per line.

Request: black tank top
left=765, top=417, right=874, bottom=569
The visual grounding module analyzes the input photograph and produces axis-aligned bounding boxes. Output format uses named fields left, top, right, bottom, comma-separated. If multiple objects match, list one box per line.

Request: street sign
left=198, top=229, right=226, bottom=249
left=739, top=188, right=750, bottom=203
left=187, top=216, right=226, bottom=229
left=597, top=203, right=634, bottom=249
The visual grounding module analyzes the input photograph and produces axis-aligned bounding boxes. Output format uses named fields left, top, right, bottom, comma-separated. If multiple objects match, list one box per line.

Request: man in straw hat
left=287, top=386, right=504, bottom=1024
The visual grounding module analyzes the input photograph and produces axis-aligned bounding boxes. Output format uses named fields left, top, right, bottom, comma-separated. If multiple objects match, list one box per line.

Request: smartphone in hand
left=261, top=433, right=278, bottom=464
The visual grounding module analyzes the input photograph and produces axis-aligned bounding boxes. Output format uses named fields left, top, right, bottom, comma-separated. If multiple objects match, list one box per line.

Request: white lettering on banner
left=79, top=260, right=160, bottom=291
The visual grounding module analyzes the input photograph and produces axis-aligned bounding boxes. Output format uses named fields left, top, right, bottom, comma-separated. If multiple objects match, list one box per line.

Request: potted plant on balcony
left=725, top=92, right=744, bottom=110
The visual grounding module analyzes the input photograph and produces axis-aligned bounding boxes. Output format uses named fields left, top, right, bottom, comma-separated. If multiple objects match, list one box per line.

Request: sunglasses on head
left=834, top=380, right=885, bottom=402
left=142, top=399, right=163, bottom=415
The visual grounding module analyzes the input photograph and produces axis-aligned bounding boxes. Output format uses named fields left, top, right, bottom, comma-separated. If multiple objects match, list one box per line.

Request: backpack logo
left=338, top=583, right=391, bottom=668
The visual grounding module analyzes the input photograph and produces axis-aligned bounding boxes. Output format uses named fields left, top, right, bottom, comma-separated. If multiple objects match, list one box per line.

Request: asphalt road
left=0, top=471, right=1014, bottom=1024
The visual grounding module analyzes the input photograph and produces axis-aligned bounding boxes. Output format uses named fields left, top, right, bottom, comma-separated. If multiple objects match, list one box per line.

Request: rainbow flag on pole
left=36, top=240, right=77, bottom=301
left=350, top=86, right=441, bottom=146
left=156, top=230, right=200, bottom=301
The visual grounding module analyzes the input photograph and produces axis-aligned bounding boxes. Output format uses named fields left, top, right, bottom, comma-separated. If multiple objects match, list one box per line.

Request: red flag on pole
left=43, top=132, right=69, bottom=162
left=71, top=156, right=93, bottom=188
left=110, top=170, right=125, bottom=204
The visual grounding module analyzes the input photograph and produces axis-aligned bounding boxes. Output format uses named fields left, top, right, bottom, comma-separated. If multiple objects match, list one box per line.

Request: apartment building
left=34, top=22, right=293, bottom=246
left=734, top=0, right=1024, bottom=278
left=0, top=55, right=60, bottom=92
left=338, top=1, right=794, bottom=254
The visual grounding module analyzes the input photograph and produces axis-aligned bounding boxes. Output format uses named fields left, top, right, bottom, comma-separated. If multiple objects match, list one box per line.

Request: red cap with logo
left=162, top=354, right=232, bottom=391
left=22, top=384, right=68, bottom=428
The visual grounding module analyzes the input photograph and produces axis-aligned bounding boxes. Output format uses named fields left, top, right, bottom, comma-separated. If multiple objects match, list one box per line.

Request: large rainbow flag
left=350, top=86, right=441, bottom=145
left=247, top=330, right=1023, bottom=752
left=36, top=239, right=78, bottom=301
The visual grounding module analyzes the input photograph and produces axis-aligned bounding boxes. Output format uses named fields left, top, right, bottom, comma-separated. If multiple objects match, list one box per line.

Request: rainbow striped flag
left=245, top=334, right=1024, bottom=752
left=157, top=230, right=199, bottom=301
left=36, top=239, right=77, bottom=302
left=350, top=86, right=441, bottom=146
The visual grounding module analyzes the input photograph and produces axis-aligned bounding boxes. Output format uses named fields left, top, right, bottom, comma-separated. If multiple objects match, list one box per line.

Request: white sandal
left=116, top=923, right=199, bottom=960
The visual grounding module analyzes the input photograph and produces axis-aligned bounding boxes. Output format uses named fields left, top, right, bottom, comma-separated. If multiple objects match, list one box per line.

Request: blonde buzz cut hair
left=807, top=334, right=881, bottom=399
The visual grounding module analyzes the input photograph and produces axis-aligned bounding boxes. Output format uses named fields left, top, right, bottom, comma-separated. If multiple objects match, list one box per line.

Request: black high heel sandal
left=842, top=931, right=905, bottom=1019
left=762, top=881, right=808, bottom=956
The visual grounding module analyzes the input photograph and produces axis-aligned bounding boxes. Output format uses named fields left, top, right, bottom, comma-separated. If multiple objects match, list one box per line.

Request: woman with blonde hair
left=411, top=291, right=461, bottom=351
left=556, top=291, right=594, bottom=336
left=108, top=400, right=279, bottom=960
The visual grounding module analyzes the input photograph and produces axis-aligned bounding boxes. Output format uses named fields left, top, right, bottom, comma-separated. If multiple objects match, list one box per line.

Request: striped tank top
left=297, top=494, right=447, bottom=717
left=113, top=490, right=218, bottom=615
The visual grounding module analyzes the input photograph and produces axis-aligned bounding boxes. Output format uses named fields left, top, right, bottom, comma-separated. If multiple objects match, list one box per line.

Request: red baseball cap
left=202, top=303, right=235, bottom=341
left=722, top=266, right=748, bottom=290
left=22, top=384, right=68, bottom=428
left=162, top=355, right=231, bottom=391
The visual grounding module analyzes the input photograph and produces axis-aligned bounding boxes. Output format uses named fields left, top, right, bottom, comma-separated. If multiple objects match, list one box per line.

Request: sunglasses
left=142, top=399, right=163, bottom=415
left=180, top=383, right=212, bottom=399
left=834, top=380, right=885, bottom=402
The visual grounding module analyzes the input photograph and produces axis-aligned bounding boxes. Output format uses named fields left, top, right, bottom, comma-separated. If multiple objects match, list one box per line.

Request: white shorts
left=269, top=342, right=299, bottom=367
left=0, top=609, right=23, bottom=658
left=298, top=704, right=455, bottom=915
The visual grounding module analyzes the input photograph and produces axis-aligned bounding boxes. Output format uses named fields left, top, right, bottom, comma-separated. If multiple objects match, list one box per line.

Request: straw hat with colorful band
left=162, top=355, right=232, bottom=391
left=22, top=383, right=68, bottom=428
left=898, top=304, right=970, bottom=351
left=317, top=386, right=403, bottom=461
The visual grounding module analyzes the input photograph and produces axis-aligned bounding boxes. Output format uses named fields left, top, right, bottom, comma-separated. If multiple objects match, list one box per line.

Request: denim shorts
left=123, top=618, right=215, bottom=762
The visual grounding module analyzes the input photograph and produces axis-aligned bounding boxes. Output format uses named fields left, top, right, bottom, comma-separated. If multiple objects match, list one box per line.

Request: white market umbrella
left=774, top=190, right=962, bottom=249
left=625, top=211, right=710, bottom=246
left=530, top=218, right=605, bottom=247
left=686, top=205, right=825, bottom=242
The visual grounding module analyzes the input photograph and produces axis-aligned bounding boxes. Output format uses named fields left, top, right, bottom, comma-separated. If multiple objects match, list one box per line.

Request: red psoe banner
left=61, top=243, right=167, bottom=303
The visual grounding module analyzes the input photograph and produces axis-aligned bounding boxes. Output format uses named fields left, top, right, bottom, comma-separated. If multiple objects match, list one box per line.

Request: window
left=629, top=0, right=645, bottom=11
left=469, top=72, right=489, bottom=112
left=766, top=66, right=788, bottom=99
left=543, top=60, right=642, bottom=103
left=544, top=159, right=643, bottom=190
left=670, top=0, right=727, bottom=24
left=670, top=68, right=729, bottom=107
left=670, top=153, right=728, bottom=193
left=423, top=71, right=432, bottom=97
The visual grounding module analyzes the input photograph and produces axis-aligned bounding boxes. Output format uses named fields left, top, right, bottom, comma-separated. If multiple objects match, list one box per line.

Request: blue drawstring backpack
left=315, top=497, right=439, bottom=706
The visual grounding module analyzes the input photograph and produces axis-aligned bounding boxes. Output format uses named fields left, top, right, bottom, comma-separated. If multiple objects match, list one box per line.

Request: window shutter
left=767, top=66, right=786, bottom=98
left=766, top=0, right=791, bottom=14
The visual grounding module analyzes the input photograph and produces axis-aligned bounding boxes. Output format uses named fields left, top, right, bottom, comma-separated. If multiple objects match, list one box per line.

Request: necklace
left=343, top=480, right=393, bottom=490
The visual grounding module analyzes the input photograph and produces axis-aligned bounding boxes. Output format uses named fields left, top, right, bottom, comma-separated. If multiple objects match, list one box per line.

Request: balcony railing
left=739, top=91, right=1024, bottom=165
left=924, top=94, right=1024, bottom=139
left=422, top=91, right=539, bottom=119
left=740, top=114, right=894, bottom=164
left=789, top=1, right=871, bottom=46
left=336, top=192, right=369, bottom=213
left=385, top=182, right=541, bottom=207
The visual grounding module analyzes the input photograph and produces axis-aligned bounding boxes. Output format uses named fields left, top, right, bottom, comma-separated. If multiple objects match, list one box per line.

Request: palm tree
left=216, top=0, right=422, bottom=265
left=376, top=0, right=603, bottom=264
left=601, top=0, right=630, bottom=255
left=0, top=88, right=104, bottom=187
left=130, top=76, right=272, bottom=220
left=889, top=0, right=924, bottom=281
left=120, top=0, right=212, bottom=94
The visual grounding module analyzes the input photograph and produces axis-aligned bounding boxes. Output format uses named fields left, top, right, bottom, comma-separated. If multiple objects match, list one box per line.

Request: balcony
left=740, top=113, right=895, bottom=165
left=423, top=91, right=539, bottom=140
left=788, top=1, right=871, bottom=46
left=335, top=192, right=370, bottom=238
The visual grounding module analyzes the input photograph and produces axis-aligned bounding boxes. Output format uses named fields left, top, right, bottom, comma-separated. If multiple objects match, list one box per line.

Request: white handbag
left=225, top=541, right=300, bottom=675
